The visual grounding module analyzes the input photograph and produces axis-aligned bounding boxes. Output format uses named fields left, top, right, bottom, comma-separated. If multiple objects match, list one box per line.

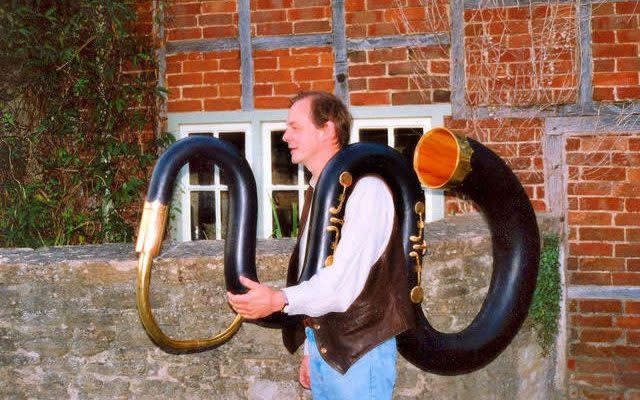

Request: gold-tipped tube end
left=413, top=127, right=473, bottom=189
left=135, top=200, right=168, bottom=256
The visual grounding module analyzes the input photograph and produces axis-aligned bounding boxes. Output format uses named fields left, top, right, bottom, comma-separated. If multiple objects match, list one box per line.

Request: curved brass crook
left=135, top=200, right=242, bottom=351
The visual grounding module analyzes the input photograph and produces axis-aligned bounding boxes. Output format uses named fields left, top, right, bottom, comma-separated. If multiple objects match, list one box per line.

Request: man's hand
left=299, top=355, right=310, bottom=389
left=227, top=276, right=286, bottom=319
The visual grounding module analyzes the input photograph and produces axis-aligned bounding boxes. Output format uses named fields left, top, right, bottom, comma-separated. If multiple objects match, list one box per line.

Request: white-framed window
left=261, top=122, right=310, bottom=239
left=351, top=118, right=443, bottom=221
left=177, top=123, right=252, bottom=240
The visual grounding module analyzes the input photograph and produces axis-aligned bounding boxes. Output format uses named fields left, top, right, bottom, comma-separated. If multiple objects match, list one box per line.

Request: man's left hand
left=227, top=276, right=286, bottom=319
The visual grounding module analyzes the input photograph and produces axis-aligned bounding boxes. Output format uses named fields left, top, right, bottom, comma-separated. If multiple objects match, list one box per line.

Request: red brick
left=594, top=87, right=615, bottom=101
left=620, top=58, right=640, bottom=72
left=366, top=0, right=394, bottom=10
left=581, top=328, right=624, bottom=343
left=254, top=69, right=292, bottom=83
left=593, top=72, right=639, bottom=86
left=287, top=7, right=327, bottom=21
left=579, top=227, right=625, bottom=241
left=628, top=228, right=640, bottom=241
left=571, top=242, right=613, bottom=256
left=294, top=20, right=332, bottom=34
left=346, top=0, right=364, bottom=11
left=580, top=197, right=623, bottom=211
left=592, top=15, right=636, bottom=30
left=170, top=3, right=201, bottom=16
left=570, top=272, right=611, bottom=285
left=615, top=213, right=640, bottom=226
left=203, top=71, right=240, bottom=85
left=570, top=342, right=615, bottom=357
left=167, top=72, right=203, bottom=86
left=199, top=13, right=234, bottom=26
left=573, top=373, right=615, bottom=387
left=613, top=183, right=640, bottom=197
left=168, top=100, right=202, bottom=112
left=203, top=25, right=237, bottom=38
left=579, top=257, right=626, bottom=271
left=348, top=64, right=386, bottom=77
left=350, top=92, right=389, bottom=105
left=368, top=48, right=408, bottom=63
left=627, top=301, right=640, bottom=314
left=369, top=77, right=409, bottom=90
left=257, top=22, right=292, bottom=36
left=255, top=0, right=293, bottom=9
left=581, top=167, right=627, bottom=181
left=569, top=211, right=613, bottom=226
left=618, top=87, right=640, bottom=100
left=615, top=345, right=640, bottom=358
left=254, top=84, right=273, bottom=96
left=202, top=1, right=235, bottom=13
left=615, top=243, right=640, bottom=257
left=167, top=27, right=202, bottom=41
left=630, top=259, right=640, bottom=271
left=167, top=15, right=198, bottom=28
left=293, top=0, right=330, bottom=6
left=581, top=136, right=629, bottom=152
left=593, top=59, right=616, bottom=72
left=574, top=359, right=617, bottom=373
left=220, top=84, right=242, bottom=97
left=367, top=23, right=397, bottom=36
left=183, top=60, right=220, bottom=73
left=612, top=273, right=640, bottom=285
left=629, top=333, right=640, bottom=346
left=616, top=2, right=640, bottom=15
left=252, top=9, right=286, bottom=23
left=579, top=299, right=623, bottom=313
left=182, top=85, right=220, bottom=99
left=392, top=91, right=429, bottom=105
left=293, top=67, right=333, bottom=81
left=592, top=30, right=616, bottom=43
left=254, top=96, right=290, bottom=109
left=203, top=97, right=240, bottom=111
left=568, top=182, right=612, bottom=196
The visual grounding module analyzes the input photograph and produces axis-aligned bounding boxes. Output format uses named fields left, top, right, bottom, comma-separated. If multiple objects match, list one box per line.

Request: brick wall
left=166, top=50, right=242, bottom=112
left=166, top=1, right=238, bottom=41
left=445, top=117, right=547, bottom=213
left=250, top=0, right=332, bottom=36
left=565, top=134, right=640, bottom=398
left=348, top=46, right=450, bottom=105
left=345, top=0, right=449, bottom=38
left=464, top=4, right=578, bottom=107
left=254, top=47, right=335, bottom=108
left=568, top=299, right=640, bottom=399
left=592, top=1, right=640, bottom=101
left=566, top=134, right=640, bottom=286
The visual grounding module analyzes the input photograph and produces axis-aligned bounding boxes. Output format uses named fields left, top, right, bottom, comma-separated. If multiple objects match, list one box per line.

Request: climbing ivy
left=0, top=1, right=171, bottom=247
left=530, top=234, right=562, bottom=353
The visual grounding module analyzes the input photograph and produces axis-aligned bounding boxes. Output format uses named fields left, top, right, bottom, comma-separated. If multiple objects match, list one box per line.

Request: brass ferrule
left=413, top=127, right=473, bottom=189
left=135, top=200, right=168, bottom=256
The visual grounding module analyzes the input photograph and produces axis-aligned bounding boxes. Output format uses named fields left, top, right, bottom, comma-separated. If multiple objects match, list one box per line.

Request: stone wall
left=0, top=215, right=560, bottom=399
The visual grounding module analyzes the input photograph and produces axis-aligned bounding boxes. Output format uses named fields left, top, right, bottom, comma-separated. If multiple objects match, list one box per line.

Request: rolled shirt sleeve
left=282, top=176, right=394, bottom=317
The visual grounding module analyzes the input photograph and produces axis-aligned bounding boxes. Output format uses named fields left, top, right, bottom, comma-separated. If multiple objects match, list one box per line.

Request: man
left=227, top=91, right=414, bottom=399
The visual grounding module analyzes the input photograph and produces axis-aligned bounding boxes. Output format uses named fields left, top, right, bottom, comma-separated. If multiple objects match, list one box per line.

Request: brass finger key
left=409, top=202, right=427, bottom=304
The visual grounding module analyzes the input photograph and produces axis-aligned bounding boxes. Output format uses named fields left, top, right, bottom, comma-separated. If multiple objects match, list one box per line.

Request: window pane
left=394, top=127, right=423, bottom=166
left=218, top=132, right=245, bottom=186
left=190, top=191, right=216, bottom=240
left=271, top=190, right=300, bottom=238
left=271, top=130, right=297, bottom=185
left=188, top=132, right=214, bottom=185
left=359, top=128, right=388, bottom=145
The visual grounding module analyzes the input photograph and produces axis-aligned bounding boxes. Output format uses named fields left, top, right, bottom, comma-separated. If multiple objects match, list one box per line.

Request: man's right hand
left=299, top=355, right=310, bottom=389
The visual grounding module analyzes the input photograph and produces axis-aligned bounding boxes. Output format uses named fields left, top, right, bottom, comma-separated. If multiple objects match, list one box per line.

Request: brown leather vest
left=282, top=211, right=415, bottom=374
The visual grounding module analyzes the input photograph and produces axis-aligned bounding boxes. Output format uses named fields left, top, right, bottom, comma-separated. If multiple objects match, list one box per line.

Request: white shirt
left=281, top=176, right=394, bottom=317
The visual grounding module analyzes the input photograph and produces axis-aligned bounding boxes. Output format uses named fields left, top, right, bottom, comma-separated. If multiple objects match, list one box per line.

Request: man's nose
left=282, top=128, right=291, bottom=143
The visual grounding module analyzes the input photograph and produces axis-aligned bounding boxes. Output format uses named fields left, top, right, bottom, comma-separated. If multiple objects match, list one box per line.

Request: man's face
left=283, top=97, right=325, bottom=167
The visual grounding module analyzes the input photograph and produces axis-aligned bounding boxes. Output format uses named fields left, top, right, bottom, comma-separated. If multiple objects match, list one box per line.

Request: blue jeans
left=305, top=327, right=397, bottom=400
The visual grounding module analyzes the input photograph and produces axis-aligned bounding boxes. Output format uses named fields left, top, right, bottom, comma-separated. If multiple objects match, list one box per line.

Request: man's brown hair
left=290, top=91, right=352, bottom=148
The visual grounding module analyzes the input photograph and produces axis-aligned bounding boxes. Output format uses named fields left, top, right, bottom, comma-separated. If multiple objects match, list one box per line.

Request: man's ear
left=322, top=120, right=338, bottom=144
